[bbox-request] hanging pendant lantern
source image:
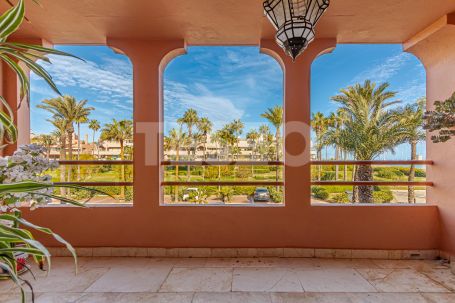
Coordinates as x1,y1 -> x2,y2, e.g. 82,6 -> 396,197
263,0 -> 330,61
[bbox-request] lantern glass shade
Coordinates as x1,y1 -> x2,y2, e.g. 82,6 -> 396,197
263,0 -> 330,60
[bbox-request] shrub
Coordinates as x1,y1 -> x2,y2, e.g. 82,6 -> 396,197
312,186 -> 329,200
332,193 -> 350,203
321,171 -> 336,181
218,187 -> 234,202
373,190 -> 394,203
268,187 -> 283,203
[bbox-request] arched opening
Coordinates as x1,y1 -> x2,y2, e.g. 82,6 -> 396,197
30,45 -> 134,204
162,46 -> 285,206
310,44 -> 427,204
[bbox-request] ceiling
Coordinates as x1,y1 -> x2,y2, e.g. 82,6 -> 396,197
3,0 -> 455,45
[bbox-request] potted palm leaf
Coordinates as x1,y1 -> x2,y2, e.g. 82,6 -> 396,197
0,1 -> 109,302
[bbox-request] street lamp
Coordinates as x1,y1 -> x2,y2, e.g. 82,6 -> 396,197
263,0 -> 330,61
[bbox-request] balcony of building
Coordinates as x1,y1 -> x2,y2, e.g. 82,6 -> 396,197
0,0 -> 455,302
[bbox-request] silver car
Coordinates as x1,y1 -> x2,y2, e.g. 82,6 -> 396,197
253,187 -> 270,202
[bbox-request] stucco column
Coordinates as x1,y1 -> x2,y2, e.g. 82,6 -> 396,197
107,39 -> 186,210
261,39 -> 336,209
404,14 -> 455,255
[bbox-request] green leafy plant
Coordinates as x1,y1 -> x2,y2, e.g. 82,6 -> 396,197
0,1 -> 101,302
423,92 -> 455,143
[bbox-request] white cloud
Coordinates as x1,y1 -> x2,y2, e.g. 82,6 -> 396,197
34,54 -> 133,102
164,81 -> 244,129
351,53 -> 411,84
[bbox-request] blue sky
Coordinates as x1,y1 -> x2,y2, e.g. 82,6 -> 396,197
30,44 -> 426,159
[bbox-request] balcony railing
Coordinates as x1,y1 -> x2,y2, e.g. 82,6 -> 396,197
55,160 -> 134,187
160,160 -> 432,187
52,160 -> 433,205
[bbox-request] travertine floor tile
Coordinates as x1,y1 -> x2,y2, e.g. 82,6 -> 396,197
372,260 -> 447,271
271,293 -> 429,303
420,293 -> 455,303
78,292 -> 193,303
357,268 -> 450,292
193,292 -> 272,303
232,268 -> 304,292
85,261 -> 172,292
296,268 -> 377,292
159,267 -> 232,292
420,268 -> 455,291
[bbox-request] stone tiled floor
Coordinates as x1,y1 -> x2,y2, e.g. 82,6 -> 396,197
0,257 -> 454,302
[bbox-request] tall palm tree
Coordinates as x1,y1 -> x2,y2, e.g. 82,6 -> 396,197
101,119 -> 133,198
261,106 -> 283,161
49,118 -> 68,195
258,124 -> 271,161
37,96 -> 94,181
197,117 -> 213,160
88,119 -> 101,157
166,127 -> 190,200
400,99 -> 426,203
38,96 -> 94,160
325,109 -> 349,180
246,129 -> 260,177
262,106 -> 283,185
332,80 -> 409,203
178,109 -> 199,180
197,117 -> 213,179
311,112 -> 327,181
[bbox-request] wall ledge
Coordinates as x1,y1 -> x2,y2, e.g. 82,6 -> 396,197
48,247 -> 441,260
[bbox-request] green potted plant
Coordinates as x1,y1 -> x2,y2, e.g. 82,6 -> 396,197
0,1 -> 107,302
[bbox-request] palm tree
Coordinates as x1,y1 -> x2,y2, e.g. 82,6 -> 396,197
38,96 -> 94,160
37,96 -> 94,181
246,129 -> 260,177
400,99 -> 426,203
33,134 -> 54,159
88,119 -> 101,157
311,112 -> 327,181
49,118 -> 68,195
261,106 -> 283,185
165,127 -> 190,200
101,119 -> 133,198
178,109 -> 199,180
230,119 -> 244,150
197,117 -> 213,179
325,109 -> 349,180
197,117 -> 213,160
258,124 -> 271,161
332,80 -> 409,203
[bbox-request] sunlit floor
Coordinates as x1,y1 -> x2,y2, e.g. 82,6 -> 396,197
0,257 -> 454,302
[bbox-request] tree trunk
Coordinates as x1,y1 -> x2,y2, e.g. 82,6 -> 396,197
317,149 -> 322,181
92,130 -> 96,156
59,135 -> 67,196
352,163 -> 358,203
408,141 -> 417,203
343,150 -> 347,181
275,128 -> 280,189
357,164 -> 373,203
335,146 -> 339,181
175,149 -> 179,202
77,123 -> 81,181
120,140 -> 125,199
67,130 -> 73,194
202,141 -> 206,180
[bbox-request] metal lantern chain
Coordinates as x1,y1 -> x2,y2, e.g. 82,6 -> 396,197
263,0 -> 330,61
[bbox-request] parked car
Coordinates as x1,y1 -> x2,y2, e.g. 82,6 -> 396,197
182,188 -> 199,201
253,187 -> 270,202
